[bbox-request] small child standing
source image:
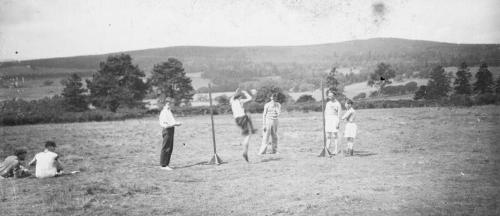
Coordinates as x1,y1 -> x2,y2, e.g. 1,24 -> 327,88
29,141 -> 64,178
342,99 -> 357,156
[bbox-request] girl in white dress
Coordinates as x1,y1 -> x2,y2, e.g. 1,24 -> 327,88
324,91 -> 342,155
342,99 -> 357,156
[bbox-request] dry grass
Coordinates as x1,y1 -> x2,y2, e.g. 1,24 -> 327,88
1,106 -> 499,215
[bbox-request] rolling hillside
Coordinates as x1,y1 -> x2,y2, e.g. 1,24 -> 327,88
2,38 -> 499,74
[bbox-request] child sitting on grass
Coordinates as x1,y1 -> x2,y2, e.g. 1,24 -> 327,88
0,148 -> 31,179
29,141 -> 64,178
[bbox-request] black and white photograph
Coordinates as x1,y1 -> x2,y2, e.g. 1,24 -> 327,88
1,0 -> 499,215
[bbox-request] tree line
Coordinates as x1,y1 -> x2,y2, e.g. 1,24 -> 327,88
62,54 -> 195,112
414,62 -> 500,100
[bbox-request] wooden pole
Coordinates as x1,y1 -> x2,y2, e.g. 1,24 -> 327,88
208,84 -> 223,164
319,81 -> 332,157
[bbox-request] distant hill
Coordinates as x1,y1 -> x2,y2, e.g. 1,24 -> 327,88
2,38 -> 499,74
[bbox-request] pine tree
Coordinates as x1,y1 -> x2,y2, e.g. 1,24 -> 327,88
61,73 -> 88,111
86,54 -> 149,112
326,67 -> 343,95
453,62 -> 472,95
473,63 -> 494,94
149,58 -> 194,106
367,63 -> 396,96
495,76 -> 500,94
424,66 -> 450,100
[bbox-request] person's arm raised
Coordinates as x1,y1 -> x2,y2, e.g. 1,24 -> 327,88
241,90 -> 252,103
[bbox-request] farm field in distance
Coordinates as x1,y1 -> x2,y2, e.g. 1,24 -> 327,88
1,106 -> 499,215
2,65 -> 500,102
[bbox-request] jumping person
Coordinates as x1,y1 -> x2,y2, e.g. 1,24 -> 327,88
258,93 -> 281,155
29,141 -> 64,178
230,88 -> 257,162
0,148 -> 31,179
324,91 -> 342,155
159,97 -> 182,171
342,99 -> 357,156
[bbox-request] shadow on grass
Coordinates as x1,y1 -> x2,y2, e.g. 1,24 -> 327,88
175,161 -> 228,169
353,150 -> 377,157
260,157 -> 282,163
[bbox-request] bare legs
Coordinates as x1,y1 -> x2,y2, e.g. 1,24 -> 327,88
242,135 -> 251,162
346,137 -> 354,156
326,132 -> 339,154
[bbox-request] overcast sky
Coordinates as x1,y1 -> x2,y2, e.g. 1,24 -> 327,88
1,0 -> 499,60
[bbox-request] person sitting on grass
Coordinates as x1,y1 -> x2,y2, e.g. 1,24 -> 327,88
28,141 -> 64,178
0,148 -> 31,179
230,88 -> 257,162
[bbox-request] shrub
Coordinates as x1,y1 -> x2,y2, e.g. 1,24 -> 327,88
404,81 -> 418,92
43,80 -> 54,86
296,95 -> 316,103
353,92 -> 366,100
449,94 -> 474,107
474,93 -> 496,105
215,95 -> 230,105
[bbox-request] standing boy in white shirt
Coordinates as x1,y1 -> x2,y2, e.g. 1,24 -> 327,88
29,141 -> 63,178
324,91 -> 342,155
342,99 -> 357,156
159,97 -> 182,171
258,93 -> 281,155
230,88 -> 257,162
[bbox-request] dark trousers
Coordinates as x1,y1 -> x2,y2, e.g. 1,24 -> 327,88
160,127 -> 175,167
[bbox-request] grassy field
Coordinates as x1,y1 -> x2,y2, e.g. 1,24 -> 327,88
1,106 -> 499,215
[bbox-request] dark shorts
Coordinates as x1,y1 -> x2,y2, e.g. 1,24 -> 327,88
235,115 -> 256,136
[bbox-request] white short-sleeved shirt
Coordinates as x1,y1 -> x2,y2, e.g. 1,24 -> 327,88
325,100 -> 342,116
342,108 -> 356,122
33,150 -> 59,178
159,106 -> 177,128
230,98 -> 246,118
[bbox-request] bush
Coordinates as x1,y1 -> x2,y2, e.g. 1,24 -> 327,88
0,97 -> 151,126
353,92 -> 366,100
405,81 -> 418,92
214,95 -> 230,105
296,94 -> 316,103
245,101 -> 264,113
43,80 -> 54,86
449,94 -> 474,107
474,93 -> 496,105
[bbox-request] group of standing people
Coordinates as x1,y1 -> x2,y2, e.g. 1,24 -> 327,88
229,88 -> 281,162
157,88 -> 358,170
1,89 -> 358,177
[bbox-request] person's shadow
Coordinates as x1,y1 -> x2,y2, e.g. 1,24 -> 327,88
260,157 -> 282,163
174,161 -> 228,169
352,150 -> 377,157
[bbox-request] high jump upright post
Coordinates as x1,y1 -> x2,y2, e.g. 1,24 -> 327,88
208,84 -> 223,165
319,81 -> 333,157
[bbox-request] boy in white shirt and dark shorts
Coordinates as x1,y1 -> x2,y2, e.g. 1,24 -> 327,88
230,88 -> 257,162
342,99 -> 357,156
